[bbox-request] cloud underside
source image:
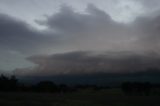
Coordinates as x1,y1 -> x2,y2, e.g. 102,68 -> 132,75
14,51 -> 160,76
1,4 -> 160,75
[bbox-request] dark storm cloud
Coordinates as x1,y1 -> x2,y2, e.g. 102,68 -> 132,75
36,4 -> 134,52
36,4 -> 160,53
2,3 -> 160,74
0,13 -> 59,55
132,14 -> 160,52
140,0 -> 160,11
14,51 -> 160,76
1,4 -> 160,55
44,4 -> 112,31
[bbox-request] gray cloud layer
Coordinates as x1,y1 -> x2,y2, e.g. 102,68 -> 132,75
37,4 -> 160,53
38,5 -> 136,52
1,4 -> 160,55
14,51 -> 160,76
1,4 -> 160,74
0,13 -> 60,54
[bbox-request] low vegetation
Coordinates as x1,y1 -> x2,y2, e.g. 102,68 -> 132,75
0,74 -> 160,106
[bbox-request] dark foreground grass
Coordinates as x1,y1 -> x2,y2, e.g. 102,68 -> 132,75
0,89 -> 160,106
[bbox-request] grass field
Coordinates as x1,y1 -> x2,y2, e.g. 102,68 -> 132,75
0,89 -> 160,106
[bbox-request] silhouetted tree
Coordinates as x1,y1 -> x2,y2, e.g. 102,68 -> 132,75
9,75 -> 18,91
0,74 -> 19,91
121,82 -> 152,96
121,82 -> 133,95
59,84 -> 69,93
35,81 -> 58,92
0,74 -> 9,91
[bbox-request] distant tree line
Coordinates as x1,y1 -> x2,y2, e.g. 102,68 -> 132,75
0,74 -> 76,93
1,74 -> 160,95
121,82 -> 152,96
0,75 -> 18,91
0,74 -> 109,93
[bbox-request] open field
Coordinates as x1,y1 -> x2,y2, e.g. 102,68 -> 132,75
0,89 -> 160,106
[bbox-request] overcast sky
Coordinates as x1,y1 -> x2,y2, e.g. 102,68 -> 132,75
1,0 -> 160,75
